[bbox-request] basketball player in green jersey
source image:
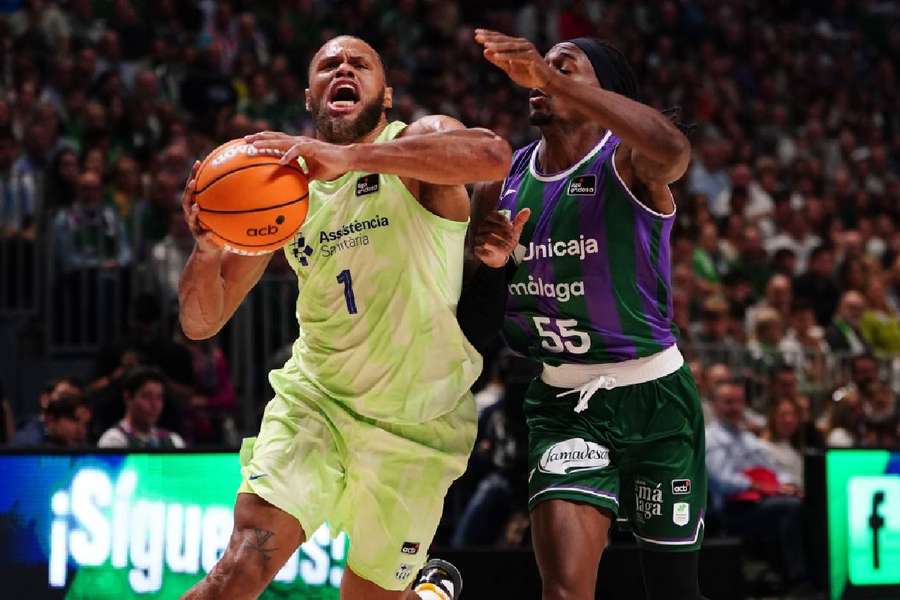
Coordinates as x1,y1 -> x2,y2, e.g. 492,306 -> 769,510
472,31 -> 706,600
178,36 -> 516,600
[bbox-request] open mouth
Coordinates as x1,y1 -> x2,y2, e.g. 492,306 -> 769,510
327,80 -> 360,113
529,90 -> 550,110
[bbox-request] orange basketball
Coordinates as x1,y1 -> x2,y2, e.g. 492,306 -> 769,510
193,139 -> 309,255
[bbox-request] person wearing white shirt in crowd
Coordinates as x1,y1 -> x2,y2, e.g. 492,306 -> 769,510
97,366 -> 185,449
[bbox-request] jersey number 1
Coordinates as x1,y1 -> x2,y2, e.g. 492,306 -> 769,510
336,269 -> 358,314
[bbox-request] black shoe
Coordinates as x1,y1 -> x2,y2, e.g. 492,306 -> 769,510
413,558 -> 463,599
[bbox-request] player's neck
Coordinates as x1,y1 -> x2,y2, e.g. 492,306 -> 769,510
124,415 -> 152,436
537,125 -> 607,174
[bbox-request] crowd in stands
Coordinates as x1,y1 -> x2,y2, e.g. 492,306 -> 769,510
1,0 -> 899,583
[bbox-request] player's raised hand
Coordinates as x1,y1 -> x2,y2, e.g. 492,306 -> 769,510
474,208 -> 531,268
181,160 -> 222,256
475,29 -> 553,90
248,134 -> 352,182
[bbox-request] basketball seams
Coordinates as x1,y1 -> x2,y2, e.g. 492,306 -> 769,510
193,161 -> 306,195
198,192 -> 309,215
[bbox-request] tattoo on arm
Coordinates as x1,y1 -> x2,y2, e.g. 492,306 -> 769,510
246,528 -> 279,562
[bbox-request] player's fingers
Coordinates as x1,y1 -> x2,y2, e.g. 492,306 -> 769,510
483,211 -> 514,225
244,131 -> 287,142
474,29 -> 516,43
511,208 -> 532,233
278,143 -> 308,165
189,159 -> 200,179
251,139 -> 292,152
486,49 -> 538,62
483,41 -> 533,53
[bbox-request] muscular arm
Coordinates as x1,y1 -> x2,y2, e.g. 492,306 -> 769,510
178,250 -> 271,340
543,73 -> 690,185
176,161 -> 273,341
350,115 -> 512,186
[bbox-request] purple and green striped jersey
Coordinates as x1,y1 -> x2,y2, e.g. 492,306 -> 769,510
498,132 -> 678,365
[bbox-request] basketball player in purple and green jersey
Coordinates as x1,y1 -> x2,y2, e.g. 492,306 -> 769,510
472,31 -> 706,600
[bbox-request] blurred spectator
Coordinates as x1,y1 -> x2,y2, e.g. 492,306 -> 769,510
745,274 -> 792,337
97,366 -> 185,448
150,206 -> 194,306
691,221 -> 723,287
688,138 -> 729,205
178,328 -> 237,445
52,170 -> 131,271
760,398 -> 804,492
793,246 -> 840,327
43,147 -> 80,210
90,292 -> 193,435
134,170 -> 178,258
862,383 -> 899,447
779,302 -> 828,367
706,379 -> 808,588
764,208 -> 821,274
108,154 -> 144,222
747,308 -> 786,373
691,296 -> 741,363
825,387 -> 864,448
0,126 -> 37,240
860,276 -> 900,356
11,376 -> 83,446
825,291 -> 869,356
12,391 -> 91,449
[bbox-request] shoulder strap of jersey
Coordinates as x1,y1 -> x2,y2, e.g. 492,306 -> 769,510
498,140 -> 540,204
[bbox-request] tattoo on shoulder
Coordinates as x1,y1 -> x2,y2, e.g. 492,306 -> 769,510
246,528 -> 279,562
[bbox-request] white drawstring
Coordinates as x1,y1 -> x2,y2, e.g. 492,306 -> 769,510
556,375 -> 618,413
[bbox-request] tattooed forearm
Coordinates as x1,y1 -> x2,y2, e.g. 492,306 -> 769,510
245,528 -> 279,562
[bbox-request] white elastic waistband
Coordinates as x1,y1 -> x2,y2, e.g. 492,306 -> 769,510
541,345 -> 685,389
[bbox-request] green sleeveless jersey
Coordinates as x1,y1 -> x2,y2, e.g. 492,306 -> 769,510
497,134 -> 678,365
280,121 -> 482,423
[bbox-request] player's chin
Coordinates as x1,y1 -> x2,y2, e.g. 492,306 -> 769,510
528,109 -> 554,126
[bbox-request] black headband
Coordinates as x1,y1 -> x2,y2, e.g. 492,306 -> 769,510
566,37 -> 639,101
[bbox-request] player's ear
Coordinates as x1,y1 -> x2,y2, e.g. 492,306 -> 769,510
305,88 -> 312,112
383,86 -> 393,110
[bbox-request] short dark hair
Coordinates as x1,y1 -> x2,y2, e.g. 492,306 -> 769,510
122,367 -> 167,396
43,376 -> 83,395
45,393 -> 86,420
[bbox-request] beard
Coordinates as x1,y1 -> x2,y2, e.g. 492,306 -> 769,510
311,89 -> 385,144
528,109 -> 554,126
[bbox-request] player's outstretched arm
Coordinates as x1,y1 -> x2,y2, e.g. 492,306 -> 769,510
475,29 -> 690,185
247,117 -> 511,187
178,161 -> 272,341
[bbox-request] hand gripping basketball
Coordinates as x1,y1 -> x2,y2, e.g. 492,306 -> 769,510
181,160 -> 222,257
190,139 -> 310,255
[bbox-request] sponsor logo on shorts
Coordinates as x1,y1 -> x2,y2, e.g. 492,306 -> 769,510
567,174 -> 597,196
248,473 -> 267,481
672,479 -> 691,495
673,502 -> 690,526
401,541 -> 420,555
395,563 -> 412,582
538,438 -> 609,475
356,174 -> 379,196
635,480 -> 663,523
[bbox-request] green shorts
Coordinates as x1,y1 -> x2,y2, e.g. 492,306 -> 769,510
526,363 -> 707,551
238,358 -> 477,590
